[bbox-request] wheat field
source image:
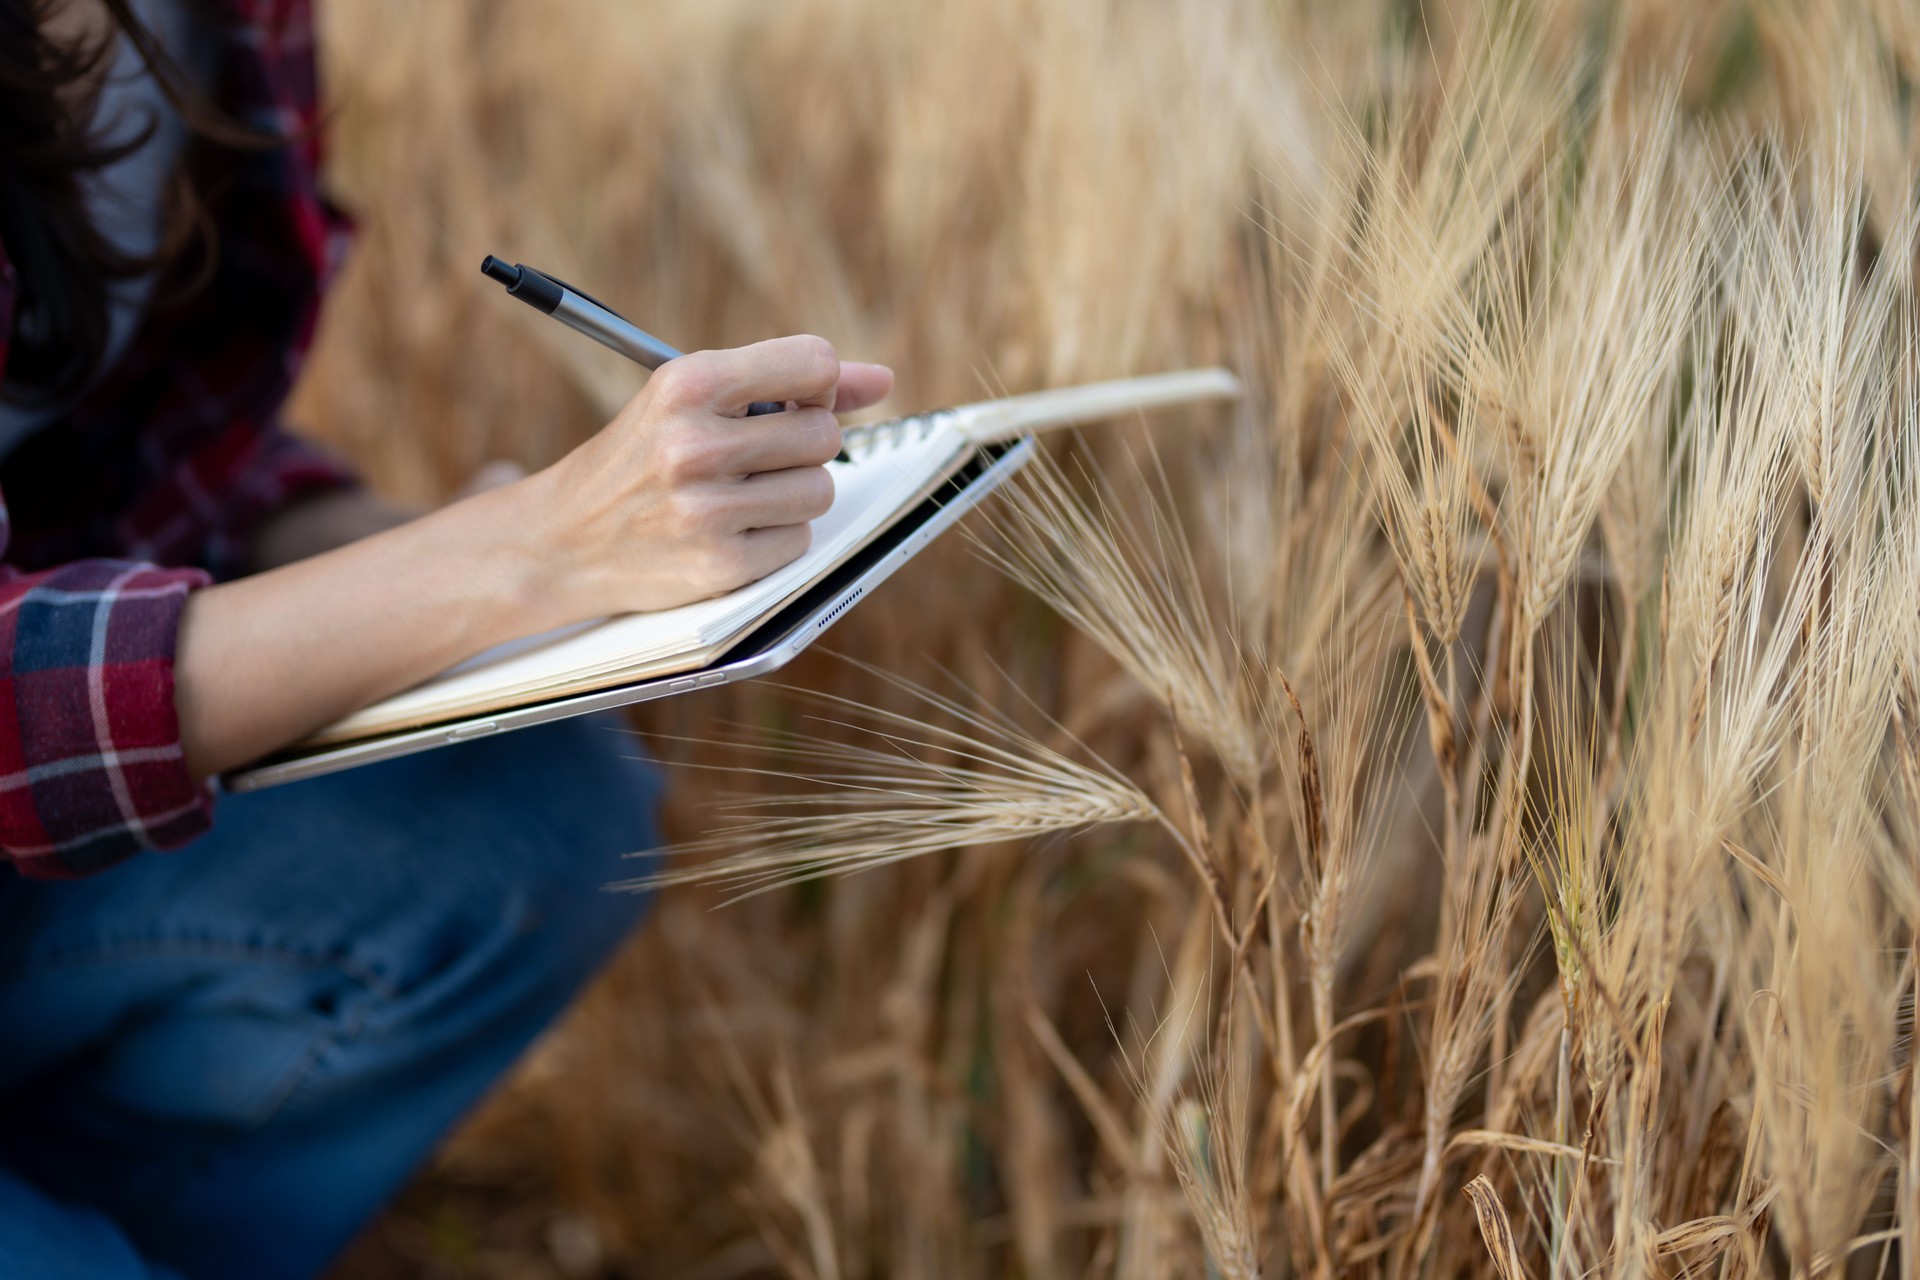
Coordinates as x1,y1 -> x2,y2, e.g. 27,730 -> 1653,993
296,1 -> 1920,1276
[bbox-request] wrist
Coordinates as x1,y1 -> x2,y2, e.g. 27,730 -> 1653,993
434,469 -> 578,646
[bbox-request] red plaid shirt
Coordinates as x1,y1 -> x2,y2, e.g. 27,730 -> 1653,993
0,0 -> 356,878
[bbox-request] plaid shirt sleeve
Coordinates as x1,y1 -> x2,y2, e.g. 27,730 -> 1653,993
0,0 -> 353,878
0,547 -> 215,879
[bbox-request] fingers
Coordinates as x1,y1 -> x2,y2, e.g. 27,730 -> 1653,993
649,338 -> 894,418
653,335 -> 843,413
716,406 -> 844,473
731,523 -> 813,588
728,465 -> 836,530
834,361 -> 894,413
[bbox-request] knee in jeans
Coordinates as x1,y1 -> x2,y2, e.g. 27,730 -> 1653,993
373,719 -> 661,989
201,715 -> 663,1014
455,719 -> 661,888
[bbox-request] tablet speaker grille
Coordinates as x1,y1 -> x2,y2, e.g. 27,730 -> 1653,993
818,586 -> 864,629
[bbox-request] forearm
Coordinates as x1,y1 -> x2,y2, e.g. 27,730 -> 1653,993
175,477 -> 561,777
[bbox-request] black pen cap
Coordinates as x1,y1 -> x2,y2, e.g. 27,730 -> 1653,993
480,256 -> 563,315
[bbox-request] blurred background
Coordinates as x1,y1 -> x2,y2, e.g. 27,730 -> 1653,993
294,1 -> 1918,1276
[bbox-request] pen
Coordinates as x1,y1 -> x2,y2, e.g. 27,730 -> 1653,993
480,256 -> 850,461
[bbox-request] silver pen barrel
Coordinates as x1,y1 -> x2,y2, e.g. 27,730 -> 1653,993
551,289 -> 682,369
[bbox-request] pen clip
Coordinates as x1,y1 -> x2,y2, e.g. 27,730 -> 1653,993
519,265 -> 627,322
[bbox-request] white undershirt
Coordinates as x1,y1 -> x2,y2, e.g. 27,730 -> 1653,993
0,0 -> 209,457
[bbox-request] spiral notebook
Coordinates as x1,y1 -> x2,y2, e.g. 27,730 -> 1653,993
302,368 -> 1242,747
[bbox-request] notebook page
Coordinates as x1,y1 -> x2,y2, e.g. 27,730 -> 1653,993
308,419 -> 973,743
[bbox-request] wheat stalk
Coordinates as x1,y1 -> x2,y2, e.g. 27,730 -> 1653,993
617,669 -> 1160,901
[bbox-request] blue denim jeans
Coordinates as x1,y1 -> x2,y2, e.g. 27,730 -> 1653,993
0,716 -> 661,1280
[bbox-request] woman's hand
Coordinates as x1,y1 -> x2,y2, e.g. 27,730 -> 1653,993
516,335 -> 892,625
176,335 -> 892,776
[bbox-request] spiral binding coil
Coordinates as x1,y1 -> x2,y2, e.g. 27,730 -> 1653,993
839,408 -> 959,460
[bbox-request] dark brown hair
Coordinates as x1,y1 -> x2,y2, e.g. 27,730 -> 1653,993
0,0 -> 262,405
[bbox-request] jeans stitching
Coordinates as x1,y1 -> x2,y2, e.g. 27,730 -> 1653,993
241,986 -> 377,1132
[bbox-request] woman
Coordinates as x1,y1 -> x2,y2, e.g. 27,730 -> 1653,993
0,1 -> 892,1275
